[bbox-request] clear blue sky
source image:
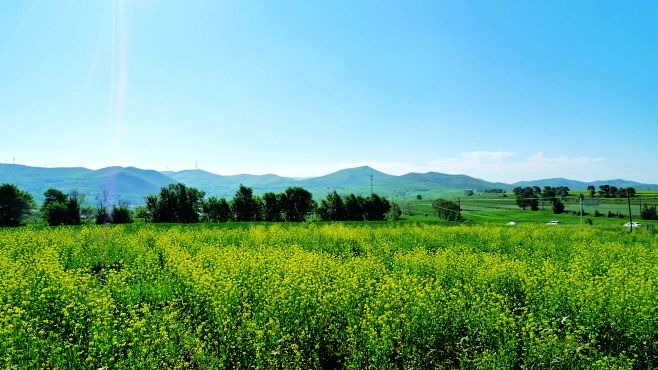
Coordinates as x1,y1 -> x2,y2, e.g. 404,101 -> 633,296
1,0 -> 656,183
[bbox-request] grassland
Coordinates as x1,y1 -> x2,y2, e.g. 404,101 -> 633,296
400,192 -> 658,228
1,223 -> 658,368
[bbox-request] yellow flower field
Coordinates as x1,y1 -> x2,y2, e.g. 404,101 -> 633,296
1,223 -> 657,368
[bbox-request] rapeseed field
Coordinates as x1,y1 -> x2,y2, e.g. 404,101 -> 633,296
1,223 -> 656,368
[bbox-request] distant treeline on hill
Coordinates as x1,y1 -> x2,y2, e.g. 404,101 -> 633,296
0,182 -> 393,226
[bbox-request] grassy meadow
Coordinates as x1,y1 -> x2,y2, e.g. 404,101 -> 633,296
1,222 -> 658,368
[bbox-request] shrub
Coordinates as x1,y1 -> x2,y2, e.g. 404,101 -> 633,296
111,205 -> 133,224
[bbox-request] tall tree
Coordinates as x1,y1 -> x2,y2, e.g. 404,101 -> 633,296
146,183 -> 205,223
202,197 -> 232,222
587,185 -> 596,197
0,183 -> 35,227
41,188 -> 82,226
317,191 -> 347,221
514,187 -> 539,211
231,184 -> 259,222
280,187 -> 316,222
344,194 -> 365,221
262,192 -> 283,222
362,193 -> 391,221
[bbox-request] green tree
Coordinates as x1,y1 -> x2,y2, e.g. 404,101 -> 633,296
587,185 -> 596,197
344,194 -> 365,221
432,199 -> 461,221
513,187 -> 539,211
416,194 -> 422,200
146,183 -> 205,223
42,189 -> 82,226
598,184 -> 611,198
640,205 -> 658,220
362,193 -> 391,221
262,192 -> 283,222
203,197 -> 231,222
552,199 -> 565,214
280,187 -> 316,222
43,188 -> 67,208
231,184 -> 259,222
317,191 -> 347,221
0,183 -> 35,227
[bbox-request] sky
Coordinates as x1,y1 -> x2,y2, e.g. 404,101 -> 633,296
0,0 -> 657,183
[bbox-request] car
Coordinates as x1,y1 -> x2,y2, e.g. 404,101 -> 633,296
623,222 -> 641,227
546,221 -> 561,225
507,221 -> 518,226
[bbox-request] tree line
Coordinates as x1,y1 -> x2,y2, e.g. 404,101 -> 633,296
142,184 -> 393,223
587,185 -> 636,198
0,182 -> 394,226
513,186 -> 570,214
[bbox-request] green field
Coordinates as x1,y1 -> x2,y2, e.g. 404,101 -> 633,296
1,223 -> 658,368
399,194 -> 658,228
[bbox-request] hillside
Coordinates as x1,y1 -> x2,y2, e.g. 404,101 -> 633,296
1,163 -> 657,205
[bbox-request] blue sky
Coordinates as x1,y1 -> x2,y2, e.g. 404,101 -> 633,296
1,0 -> 656,183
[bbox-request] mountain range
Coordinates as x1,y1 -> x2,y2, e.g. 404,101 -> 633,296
1,163 -> 656,205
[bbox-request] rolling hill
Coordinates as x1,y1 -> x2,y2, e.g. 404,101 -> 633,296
1,163 -> 656,206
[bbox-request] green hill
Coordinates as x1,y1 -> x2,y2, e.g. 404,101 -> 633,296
2,163 -> 656,206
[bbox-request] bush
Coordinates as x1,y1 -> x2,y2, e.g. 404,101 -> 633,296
111,205 -> 133,224
552,200 -> 565,214
42,189 -> 82,226
95,206 -> 112,224
640,205 -> 658,220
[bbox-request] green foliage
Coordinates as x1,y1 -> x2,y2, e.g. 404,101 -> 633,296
552,199 -> 565,214
261,192 -> 283,222
317,191 -> 346,221
41,189 -> 82,226
362,193 -> 391,221
641,205 -> 658,220
344,194 -> 365,221
231,184 -> 260,222
279,187 -> 316,222
111,205 -> 133,224
2,224 -> 657,368
94,206 -> 111,225
202,197 -> 232,222
0,183 -> 34,227
598,185 -> 636,198
513,187 -> 539,211
432,198 -> 461,221
146,183 -> 205,223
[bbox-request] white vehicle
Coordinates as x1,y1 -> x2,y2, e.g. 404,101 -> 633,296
546,220 -> 561,225
623,222 -> 641,227
507,221 -> 518,226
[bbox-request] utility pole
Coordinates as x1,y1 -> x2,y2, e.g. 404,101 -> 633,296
457,197 -> 461,221
628,192 -> 633,232
580,194 -> 583,226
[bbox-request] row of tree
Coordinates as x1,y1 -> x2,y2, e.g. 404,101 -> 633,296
587,185 -> 636,198
141,184 -> 394,223
316,191 -> 393,221
513,186 -> 570,213
1,182 -> 399,227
